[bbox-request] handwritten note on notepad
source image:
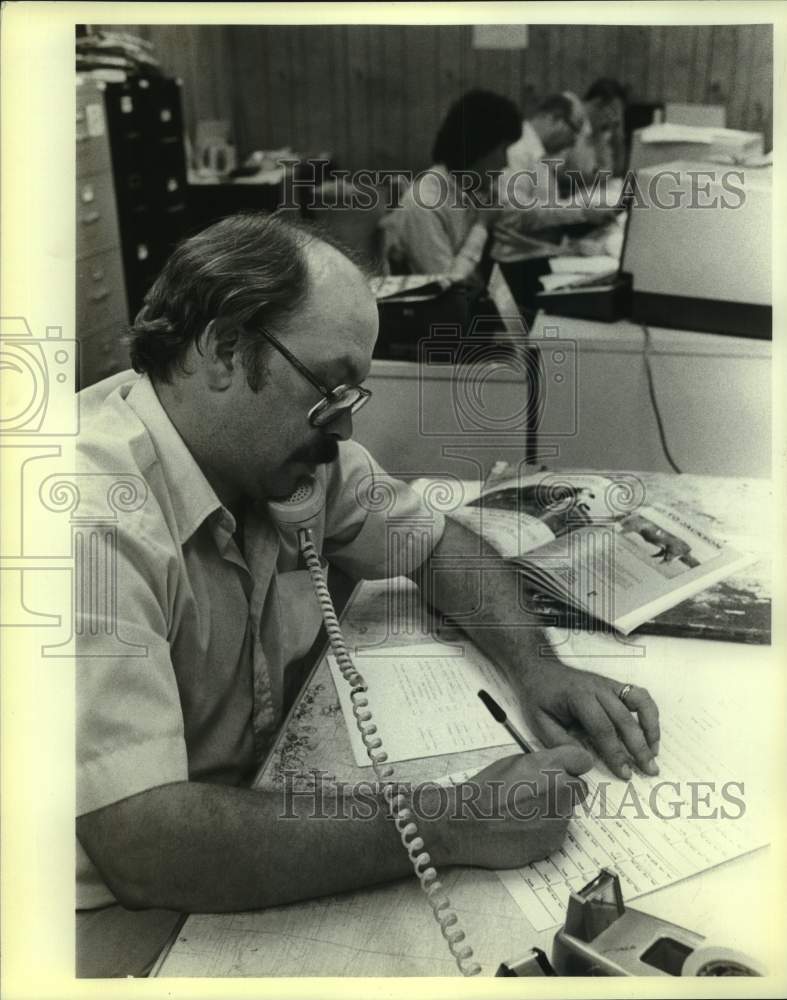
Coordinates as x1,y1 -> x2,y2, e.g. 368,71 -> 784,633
327,639 -> 767,930
327,643 -> 523,766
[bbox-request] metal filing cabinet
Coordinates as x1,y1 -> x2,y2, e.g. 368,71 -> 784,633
76,79 -> 130,389
102,76 -> 189,318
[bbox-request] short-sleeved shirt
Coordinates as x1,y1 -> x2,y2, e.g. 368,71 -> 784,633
76,372 -> 445,908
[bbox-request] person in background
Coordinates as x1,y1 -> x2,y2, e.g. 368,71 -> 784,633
382,89 -> 521,281
506,92 -> 583,175
498,91 -> 619,240
494,92 -> 620,315
561,78 -> 628,181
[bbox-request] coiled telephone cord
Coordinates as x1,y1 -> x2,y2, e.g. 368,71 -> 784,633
299,528 -> 481,976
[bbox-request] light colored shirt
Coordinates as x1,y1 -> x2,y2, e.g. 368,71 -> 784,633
76,372 -> 445,907
497,118 -> 594,259
381,164 -> 489,279
506,119 -> 546,174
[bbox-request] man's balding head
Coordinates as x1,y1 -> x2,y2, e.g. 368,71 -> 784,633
297,238 -> 379,369
147,212 -> 379,505
129,212 -> 373,390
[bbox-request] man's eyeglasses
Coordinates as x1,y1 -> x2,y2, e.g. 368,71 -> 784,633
258,326 -> 372,428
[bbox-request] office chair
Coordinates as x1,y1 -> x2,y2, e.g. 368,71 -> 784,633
306,179 -> 389,274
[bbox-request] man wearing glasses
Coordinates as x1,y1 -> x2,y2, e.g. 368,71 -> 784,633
75,213 -> 658,922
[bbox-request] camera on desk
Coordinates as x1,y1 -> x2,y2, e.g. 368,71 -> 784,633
416,320 -> 577,440
0,318 -> 78,436
498,868 -> 765,978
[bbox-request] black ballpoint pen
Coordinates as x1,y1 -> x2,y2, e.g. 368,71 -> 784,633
478,688 -> 534,754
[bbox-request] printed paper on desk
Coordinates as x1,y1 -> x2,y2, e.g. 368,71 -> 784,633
539,272 -> 586,292
497,699 -> 768,931
549,255 -> 619,275
328,635 -> 769,935
327,642 -> 530,767
368,274 -> 451,300
639,122 -> 715,144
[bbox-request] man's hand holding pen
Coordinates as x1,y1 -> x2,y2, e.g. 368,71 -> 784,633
419,669 -> 659,873
418,745 -> 594,871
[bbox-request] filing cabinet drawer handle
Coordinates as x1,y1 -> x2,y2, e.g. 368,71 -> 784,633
81,211 -> 101,224
89,288 -> 110,303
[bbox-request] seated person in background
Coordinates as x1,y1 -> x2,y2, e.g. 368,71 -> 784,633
506,92 -> 582,175
496,92 -> 619,258
301,176 -> 390,275
560,78 -> 628,183
382,89 -> 521,281
76,213 -> 659,915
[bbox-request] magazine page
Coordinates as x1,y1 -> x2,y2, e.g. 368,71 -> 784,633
519,504 -> 752,634
450,472 -> 616,558
406,475 -> 557,558
447,505 -> 556,558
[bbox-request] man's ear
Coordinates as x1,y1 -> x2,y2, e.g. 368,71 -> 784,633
198,319 -> 239,390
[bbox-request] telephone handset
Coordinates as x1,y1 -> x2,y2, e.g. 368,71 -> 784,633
267,480 -> 481,976
266,476 -> 326,529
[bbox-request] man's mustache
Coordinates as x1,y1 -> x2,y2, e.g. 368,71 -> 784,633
291,438 -> 340,466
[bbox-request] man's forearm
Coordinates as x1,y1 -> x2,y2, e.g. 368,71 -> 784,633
412,515 -> 549,686
78,779 -> 428,912
413,515 -> 661,779
499,201 -> 592,234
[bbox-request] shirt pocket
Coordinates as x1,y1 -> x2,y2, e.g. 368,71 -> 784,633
275,562 -> 328,666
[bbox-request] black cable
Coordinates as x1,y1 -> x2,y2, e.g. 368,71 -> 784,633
641,324 -> 683,474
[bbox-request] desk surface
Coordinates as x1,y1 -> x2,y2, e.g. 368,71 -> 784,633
530,312 -> 773,358
154,471 -> 780,978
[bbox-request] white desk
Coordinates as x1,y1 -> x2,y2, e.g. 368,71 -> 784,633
154,473 -> 781,978
355,315 -> 771,481
529,314 -> 771,477
154,590 -> 777,977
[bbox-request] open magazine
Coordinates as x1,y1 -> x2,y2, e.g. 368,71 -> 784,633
448,472 -> 753,636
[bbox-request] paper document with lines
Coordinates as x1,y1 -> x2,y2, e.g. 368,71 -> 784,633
494,705 -> 766,930
329,639 -> 767,931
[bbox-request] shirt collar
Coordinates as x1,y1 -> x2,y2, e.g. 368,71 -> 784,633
124,375 -> 231,545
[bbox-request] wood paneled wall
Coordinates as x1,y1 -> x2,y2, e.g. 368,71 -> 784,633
107,24 -> 235,144
108,23 -> 773,172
